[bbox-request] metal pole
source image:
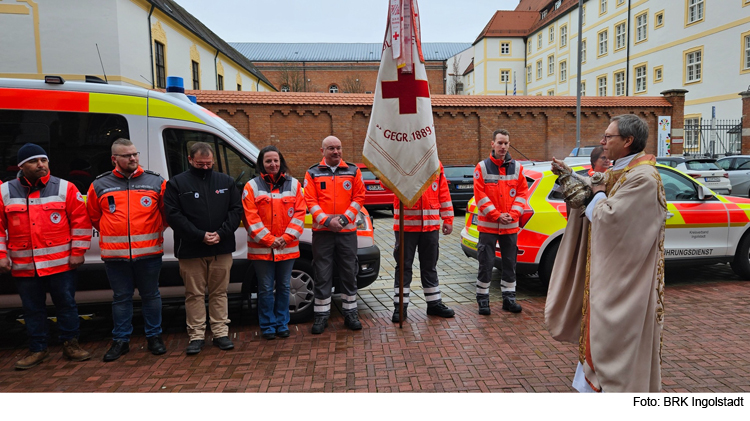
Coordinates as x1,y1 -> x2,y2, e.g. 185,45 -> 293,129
398,201 -> 405,329
575,0 -> 584,148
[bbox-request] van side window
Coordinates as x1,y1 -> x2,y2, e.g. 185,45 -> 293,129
163,129 -> 256,188
0,110 -> 128,192
658,167 -> 700,201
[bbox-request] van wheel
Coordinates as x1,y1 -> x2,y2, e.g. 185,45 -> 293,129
538,239 -> 560,286
288,259 -> 316,323
730,233 -> 750,280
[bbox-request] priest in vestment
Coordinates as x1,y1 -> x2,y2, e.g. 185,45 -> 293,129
546,114 -> 667,392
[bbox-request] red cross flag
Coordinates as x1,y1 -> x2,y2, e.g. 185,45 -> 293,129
363,0 -> 439,207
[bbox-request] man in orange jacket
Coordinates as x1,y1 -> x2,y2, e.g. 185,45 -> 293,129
391,163 -> 455,322
304,136 -> 365,334
0,143 -> 92,369
87,138 -> 167,361
473,129 -> 529,315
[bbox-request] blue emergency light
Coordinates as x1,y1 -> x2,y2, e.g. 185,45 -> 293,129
166,76 -> 185,93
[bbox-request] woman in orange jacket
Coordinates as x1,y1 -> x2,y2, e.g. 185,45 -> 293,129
243,146 -> 306,339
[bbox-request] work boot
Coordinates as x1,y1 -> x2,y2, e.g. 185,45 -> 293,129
391,305 -> 408,323
147,335 -> 167,355
62,338 -> 91,361
185,340 -> 204,355
212,336 -> 234,350
103,340 -> 129,362
344,312 -> 363,330
426,302 -> 455,318
502,297 -> 523,313
15,349 -> 50,370
311,314 -> 328,334
478,299 -> 491,315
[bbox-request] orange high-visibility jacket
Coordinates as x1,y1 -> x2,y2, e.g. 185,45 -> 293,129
304,160 -> 365,233
473,153 -> 529,235
87,166 -> 166,261
243,174 -> 306,261
0,173 -> 92,277
392,163 -> 454,232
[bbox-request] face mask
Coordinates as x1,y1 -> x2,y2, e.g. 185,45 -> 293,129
190,165 -> 212,178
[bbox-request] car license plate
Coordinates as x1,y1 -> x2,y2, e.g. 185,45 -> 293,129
456,184 -> 472,189
367,184 -> 384,191
705,177 -> 720,182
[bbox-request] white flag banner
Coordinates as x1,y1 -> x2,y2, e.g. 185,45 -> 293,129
363,0 -> 439,208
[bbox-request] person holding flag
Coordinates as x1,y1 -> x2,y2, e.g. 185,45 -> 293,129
363,0 -> 442,325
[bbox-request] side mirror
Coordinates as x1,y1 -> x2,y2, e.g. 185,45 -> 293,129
697,185 -> 713,200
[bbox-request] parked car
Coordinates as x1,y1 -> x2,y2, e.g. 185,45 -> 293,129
717,155 -> 750,198
357,163 -> 395,212
656,157 -> 731,195
0,76 -> 380,323
563,145 -> 600,166
443,165 -> 475,209
460,162 -> 750,285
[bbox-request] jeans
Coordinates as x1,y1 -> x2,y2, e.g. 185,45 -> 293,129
104,256 -> 163,341
254,259 -> 294,335
15,269 -> 80,352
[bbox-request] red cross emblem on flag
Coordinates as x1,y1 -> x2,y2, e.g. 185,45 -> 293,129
381,68 -> 430,115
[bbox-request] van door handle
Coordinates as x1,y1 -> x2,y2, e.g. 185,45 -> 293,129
666,212 -> 675,219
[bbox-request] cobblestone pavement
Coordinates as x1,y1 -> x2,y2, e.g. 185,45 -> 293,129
0,209 -> 749,392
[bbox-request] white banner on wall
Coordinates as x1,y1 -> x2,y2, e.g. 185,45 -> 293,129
658,116 -> 671,157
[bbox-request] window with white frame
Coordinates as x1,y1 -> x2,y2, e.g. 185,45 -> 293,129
636,13 -> 648,42
687,0 -> 704,24
635,65 -> 647,92
582,5 -> 586,25
598,76 -> 607,96
548,55 -> 555,75
329,84 -> 339,93
686,49 -> 702,83
560,26 -> 568,48
281,85 -> 290,92
501,70 -> 510,82
527,65 -> 532,82
600,0 -> 607,14
656,11 -> 664,28
548,89 -> 555,96
616,22 -> 626,49
501,42 -> 510,55
560,61 -> 567,81
617,0 -> 625,5
549,26 -> 555,44
537,60 -> 543,79
685,117 -> 700,149
599,30 -> 608,56
654,66 -> 663,82
581,81 -> 586,96
528,41 -> 532,54
541,9 -> 548,19
581,40 -> 587,63
538,33 -> 543,49
615,71 -> 625,96
745,35 -> 750,70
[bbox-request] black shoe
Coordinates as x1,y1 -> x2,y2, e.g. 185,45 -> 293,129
262,332 -> 276,340
391,307 -> 408,323
478,299 -> 491,316
276,330 -> 290,338
212,336 -> 234,350
147,335 -> 167,355
427,302 -> 455,318
502,298 -> 523,313
311,315 -> 328,334
344,312 -> 362,330
103,340 -> 129,362
186,340 -> 204,355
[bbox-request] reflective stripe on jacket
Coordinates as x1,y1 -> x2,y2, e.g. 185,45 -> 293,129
0,174 -> 92,277
304,160 -> 365,233
87,166 -> 166,261
392,163 -> 454,232
473,154 -> 529,235
243,174 -> 306,261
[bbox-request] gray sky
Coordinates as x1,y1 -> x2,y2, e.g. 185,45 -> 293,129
173,0 -> 520,43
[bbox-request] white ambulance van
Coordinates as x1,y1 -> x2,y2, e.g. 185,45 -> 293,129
0,76 -> 380,322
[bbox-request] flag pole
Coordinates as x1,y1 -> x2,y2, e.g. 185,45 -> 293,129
398,201 -> 405,329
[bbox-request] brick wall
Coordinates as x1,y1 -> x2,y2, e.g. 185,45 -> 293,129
253,61 -> 447,95
192,91 -> 678,178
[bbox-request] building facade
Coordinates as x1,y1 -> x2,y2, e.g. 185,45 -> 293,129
0,0 -> 274,91
458,0 -> 750,127
231,43 -> 471,95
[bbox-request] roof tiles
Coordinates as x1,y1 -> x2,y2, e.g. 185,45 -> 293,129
229,43 -> 472,62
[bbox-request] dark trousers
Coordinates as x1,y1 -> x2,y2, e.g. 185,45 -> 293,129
476,232 -> 518,300
15,270 -> 80,352
104,256 -> 163,341
392,230 -> 442,307
312,231 -> 358,315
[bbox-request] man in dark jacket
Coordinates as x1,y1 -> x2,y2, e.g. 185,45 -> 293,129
164,142 -> 242,355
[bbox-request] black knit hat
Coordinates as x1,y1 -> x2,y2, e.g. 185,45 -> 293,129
17,143 -> 48,166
